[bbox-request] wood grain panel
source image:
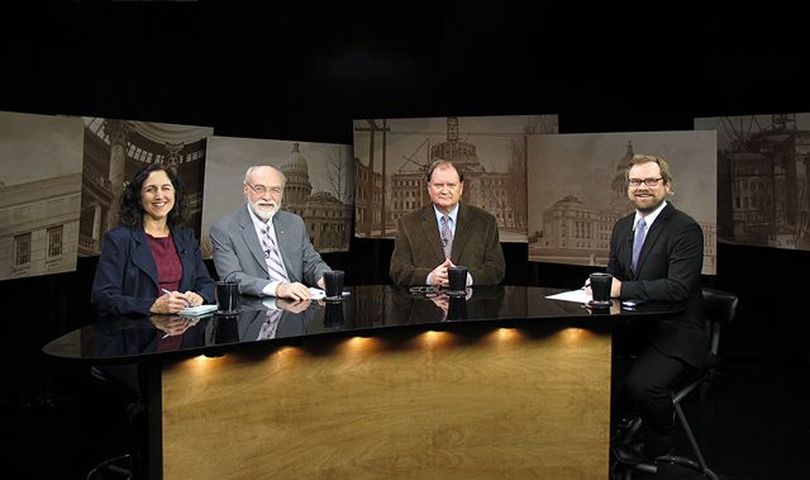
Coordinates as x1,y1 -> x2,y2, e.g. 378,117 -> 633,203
163,327 -> 611,479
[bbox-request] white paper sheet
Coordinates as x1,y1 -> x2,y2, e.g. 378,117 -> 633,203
545,289 -> 591,304
179,304 -> 218,316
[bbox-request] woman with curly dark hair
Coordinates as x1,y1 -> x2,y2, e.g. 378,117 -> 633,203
91,163 -> 215,315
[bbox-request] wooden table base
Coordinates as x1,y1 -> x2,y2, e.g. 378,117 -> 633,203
162,326 -> 611,479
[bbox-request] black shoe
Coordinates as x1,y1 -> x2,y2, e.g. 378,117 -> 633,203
613,416 -> 641,445
614,441 -> 651,465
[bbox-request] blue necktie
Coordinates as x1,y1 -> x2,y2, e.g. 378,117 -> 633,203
631,218 -> 647,273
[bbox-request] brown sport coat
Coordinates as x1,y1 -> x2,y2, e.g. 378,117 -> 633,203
389,203 -> 505,286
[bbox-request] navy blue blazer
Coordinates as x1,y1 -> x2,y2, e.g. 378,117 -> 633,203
607,202 -> 708,368
91,226 -> 215,316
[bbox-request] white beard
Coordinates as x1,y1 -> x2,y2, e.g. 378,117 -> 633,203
249,202 -> 278,222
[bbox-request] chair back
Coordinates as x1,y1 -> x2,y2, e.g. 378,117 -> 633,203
702,288 -> 739,357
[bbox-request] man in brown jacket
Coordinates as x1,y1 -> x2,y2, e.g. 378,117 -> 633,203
389,160 -> 505,286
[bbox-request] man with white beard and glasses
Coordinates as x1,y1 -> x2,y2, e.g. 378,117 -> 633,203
210,165 -> 331,301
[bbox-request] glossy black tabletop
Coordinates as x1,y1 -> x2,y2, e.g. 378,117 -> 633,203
43,285 -> 675,364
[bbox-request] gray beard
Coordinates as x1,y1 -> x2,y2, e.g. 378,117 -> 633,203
249,202 -> 278,222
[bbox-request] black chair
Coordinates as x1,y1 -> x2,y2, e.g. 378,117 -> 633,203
85,366 -> 142,480
619,287 -> 738,479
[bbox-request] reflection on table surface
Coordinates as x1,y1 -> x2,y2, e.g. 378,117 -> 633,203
43,285 -> 676,362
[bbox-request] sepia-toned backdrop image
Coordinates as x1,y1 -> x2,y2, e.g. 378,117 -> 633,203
527,131 -> 717,275
695,113 -> 810,251
77,118 -> 213,257
200,136 -> 354,258
353,115 -> 559,243
0,111 -> 83,281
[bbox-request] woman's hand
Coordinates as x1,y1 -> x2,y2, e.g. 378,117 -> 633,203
150,315 -> 198,336
150,291 -> 190,314
184,291 -> 204,307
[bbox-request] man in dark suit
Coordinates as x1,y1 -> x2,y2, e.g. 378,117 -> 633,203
603,154 -> 708,464
210,165 -> 332,301
389,160 -> 505,286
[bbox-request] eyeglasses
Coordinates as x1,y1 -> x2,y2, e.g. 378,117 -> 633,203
628,177 -> 663,187
409,285 -> 439,295
246,183 -> 283,195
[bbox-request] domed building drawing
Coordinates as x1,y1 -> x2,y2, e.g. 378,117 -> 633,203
353,115 -> 556,242
279,143 -> 352,253
280,142 -> 313,210
528,137 -> 717,274
200,138 -> 353,258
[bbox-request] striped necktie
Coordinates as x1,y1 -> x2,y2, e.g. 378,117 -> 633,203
258,310 -> 282,340
261,226 -> 288,282
440,215 -> 453,259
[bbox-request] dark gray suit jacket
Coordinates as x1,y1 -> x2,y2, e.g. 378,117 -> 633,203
389,203 -> 505,286
209,205 -> 331,296
607,202 -> 708,368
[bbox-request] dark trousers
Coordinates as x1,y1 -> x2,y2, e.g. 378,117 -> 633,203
622,347 -> 696,456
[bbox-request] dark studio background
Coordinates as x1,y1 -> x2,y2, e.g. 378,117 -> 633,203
1,2 -> 808,478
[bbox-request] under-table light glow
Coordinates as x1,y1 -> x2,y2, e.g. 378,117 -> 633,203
274,346 -> 302,357
338,336 -> 381,356
558,327 -> 589,345
184,354 -> 222,374
419,330 -> 454,348
496,327 -> 522,342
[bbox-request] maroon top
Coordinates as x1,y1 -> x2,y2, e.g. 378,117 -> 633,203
146,233 -> 182,294
158,334 -> 184,352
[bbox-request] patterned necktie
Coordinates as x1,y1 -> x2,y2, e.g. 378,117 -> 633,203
440,215 -> 453,259
261,226 -> 288,282
258,310 -> 281,340
631,218 -> 647,273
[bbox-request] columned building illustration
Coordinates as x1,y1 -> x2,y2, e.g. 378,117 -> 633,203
354,156 -> 383,237
78,118 -> 210,256
0,173 -> 81,280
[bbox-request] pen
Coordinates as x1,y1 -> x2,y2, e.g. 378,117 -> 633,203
160,289 -> 173,338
